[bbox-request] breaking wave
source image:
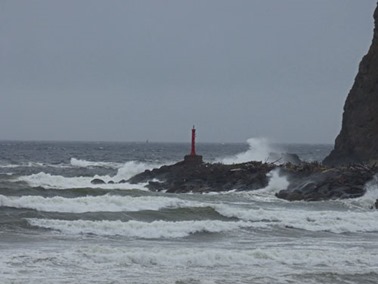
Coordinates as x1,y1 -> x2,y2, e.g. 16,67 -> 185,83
26,218 -> 253,239
4,244 -> 377,278
80,245 -> 378,270
0,194 -> 197,213
7,189 -> 377,234
0,162 -> 71,169
259,169 -> 289,193
70,158 -> 123,169
25,201 -> 378,236
113,160 -> 163,180
344,174 -> 378,209
213,204 -> 378,234
15,172 -> 146,190
217,137 -> 280,164
15,160 -> 163,190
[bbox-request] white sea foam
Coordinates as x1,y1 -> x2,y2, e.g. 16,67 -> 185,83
3,162 -> 39,168
81,245 -> 377,271
0,194 -> 196,213
11,159 -> 165,190
266,169 -> 289,190
238,169 -> 290,202
256,169 -> 289,195
15,160 -> 164,190
70,158 -> 123,169
69,159 -> 165,174
0,164 -> 21,168
26,219 -> 253,238
344,174 -> 378,209
15,172 -> 147,190
202,169 -> 289,202
113,160 -> 163,180
93,246 -> 274,268
213,204 -> 378,233
2,242 -> 377,284
0,162 -> 70,169
217,137 -> 279,164
13,189 -> 378,234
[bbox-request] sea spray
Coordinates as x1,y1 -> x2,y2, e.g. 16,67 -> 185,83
261,169 -> 289,193
217,138 -> 280,164
237,168 -> 290,202
113,160 -> 164,181
345,174 -> 378,209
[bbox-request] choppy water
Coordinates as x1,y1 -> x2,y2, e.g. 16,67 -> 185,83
1,140 -> 378,284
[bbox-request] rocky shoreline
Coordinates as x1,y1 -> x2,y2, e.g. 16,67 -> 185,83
92,158 -> 378,203
128,160 -> 275,193
277,163 -> 376,201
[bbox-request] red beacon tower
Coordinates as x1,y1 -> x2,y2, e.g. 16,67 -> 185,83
184,126 -> 203,164
190,126 -> 196,156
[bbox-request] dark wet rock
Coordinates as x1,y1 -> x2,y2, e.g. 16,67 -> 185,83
125,156 -> 377,201
128,160 -> 276,193
147,181 -> 166,192
282,153 -> 301,165
268,152 -> 302,165
108,181 -> 115,184
324,4 -> 378,166
374,199 -> 378,209
91,178 -> 106,185
276,164 -> 377,201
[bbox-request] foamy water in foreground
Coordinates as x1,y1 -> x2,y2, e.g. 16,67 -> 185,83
0,140 -> 377,284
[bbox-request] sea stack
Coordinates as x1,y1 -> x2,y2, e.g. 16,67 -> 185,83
323,4 -> 378,166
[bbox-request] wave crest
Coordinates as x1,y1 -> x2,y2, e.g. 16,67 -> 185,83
217,138 -> 279,164
0,194 -> 196,213
70,158 -> 122,169
26,218 -> 252,239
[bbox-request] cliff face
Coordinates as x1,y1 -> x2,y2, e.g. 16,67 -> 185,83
323,4 -> 378,166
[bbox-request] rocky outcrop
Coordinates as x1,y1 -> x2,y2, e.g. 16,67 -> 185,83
324,4 -> 378,166
276,164 -> 376,201
124,158 -> 377,200
127,160 -> 275,193
91,178 -> 106,185
91,157 -> 377,201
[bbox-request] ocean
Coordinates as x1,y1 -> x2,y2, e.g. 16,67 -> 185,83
1,140 -> 378,284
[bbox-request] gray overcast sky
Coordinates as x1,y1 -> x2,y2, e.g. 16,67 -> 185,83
0,0 -> 377,143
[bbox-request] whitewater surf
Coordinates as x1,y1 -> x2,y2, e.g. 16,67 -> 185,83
1,140 -> 377,284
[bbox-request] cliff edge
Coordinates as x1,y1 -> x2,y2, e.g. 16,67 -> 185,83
324,4 -> 378,166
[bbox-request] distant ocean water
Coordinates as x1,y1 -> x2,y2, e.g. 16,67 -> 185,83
1,140 -> 378,284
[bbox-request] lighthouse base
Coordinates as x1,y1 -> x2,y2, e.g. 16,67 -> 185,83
184,155 -> 203,165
